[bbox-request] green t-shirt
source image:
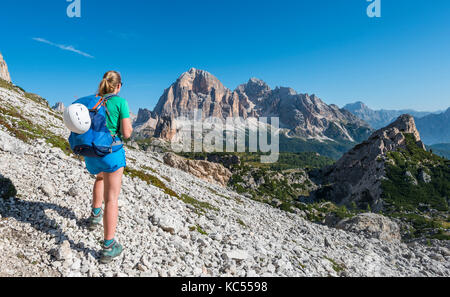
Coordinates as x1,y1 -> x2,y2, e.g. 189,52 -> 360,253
104,95 -> 130,139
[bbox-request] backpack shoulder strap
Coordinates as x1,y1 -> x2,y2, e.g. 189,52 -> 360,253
90,94 -> 118,112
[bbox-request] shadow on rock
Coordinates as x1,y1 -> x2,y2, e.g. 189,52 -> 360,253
0,173 -> 99,259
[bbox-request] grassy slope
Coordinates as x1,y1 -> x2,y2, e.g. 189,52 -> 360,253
279,134 -> 355,160
181,151 -> 335,214
0,79 -> 71,155
382,134 -> 450,240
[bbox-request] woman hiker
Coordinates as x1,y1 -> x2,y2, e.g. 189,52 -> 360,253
85,71 -> 133,264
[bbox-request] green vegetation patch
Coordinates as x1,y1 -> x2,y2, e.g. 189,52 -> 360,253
195,224 -> 208,235
237,219 -> 247,227
124,167 -> 178,198
296,202 -> 356,223
180,151 -> 335,214
382,134 -> 449,212
381,133 -> 450,239
46,136 -> 72,156
0,78 -> 23,93
208,187 -> 230,200
0,105 -> 72,156
24,92 -> 51,108
279,134 -> 356,160
179,194 -> 218,214
190,224 -> 208,235
324,257 -> 346,273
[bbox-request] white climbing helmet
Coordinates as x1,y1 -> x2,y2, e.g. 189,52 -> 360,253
63,104 -> 91,135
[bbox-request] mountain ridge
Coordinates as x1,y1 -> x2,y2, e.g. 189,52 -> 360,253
343,101 -> 440,129
136,69 -> 372,149
415,108 -> 450,145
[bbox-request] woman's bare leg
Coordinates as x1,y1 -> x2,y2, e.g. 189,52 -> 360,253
103,168 -> 124,241
92,173 -> 104,209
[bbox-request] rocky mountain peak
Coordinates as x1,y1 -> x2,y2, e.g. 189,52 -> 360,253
236,78 -> 271,102
52,102 -> 65,113
135,108 -> 155,125
177,68 -> 226,95
132,108 -> 158,139
344,101 -> 369,112
246,77 -> 270,91
342,114 -> 425,168
152,69 -> 246,138
0,52 -> 12,83
274,86 -> 297,96
383,114 -> 422,144
316,114 -> 426,211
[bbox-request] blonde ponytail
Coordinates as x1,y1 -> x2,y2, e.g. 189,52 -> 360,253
97,71 -> 122,97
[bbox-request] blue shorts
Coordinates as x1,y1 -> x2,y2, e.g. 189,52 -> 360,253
84,147 -> 127,175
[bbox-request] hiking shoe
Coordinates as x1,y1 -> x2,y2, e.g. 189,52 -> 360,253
99,240 -> 123,264
87,209 -> 103,231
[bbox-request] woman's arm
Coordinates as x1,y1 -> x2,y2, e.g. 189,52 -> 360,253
121,118 -> 133,140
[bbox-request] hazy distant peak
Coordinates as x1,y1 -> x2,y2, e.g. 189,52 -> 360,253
343,101 -> 370,111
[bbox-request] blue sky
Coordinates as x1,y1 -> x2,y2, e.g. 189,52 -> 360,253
1,0 -> 449,113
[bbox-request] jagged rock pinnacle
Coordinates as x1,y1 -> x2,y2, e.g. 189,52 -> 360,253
0,52 -> 12,83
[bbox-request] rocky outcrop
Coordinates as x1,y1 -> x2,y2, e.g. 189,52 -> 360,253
0,52 -> 11,83
135,108 -> 155,126
52,102 -> 65,113
163,152 -> 232,187
151,69 -> 372,143
316,114 -> 425,212
335,213 -> 401,242
129,111 -> 137,125
132,108 -> 158,138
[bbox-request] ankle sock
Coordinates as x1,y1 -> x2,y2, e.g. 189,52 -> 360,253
104,239 -> 114,247
93,208 -> 102,216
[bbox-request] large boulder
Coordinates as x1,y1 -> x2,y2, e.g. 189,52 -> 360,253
163,152 -> 232,187
150,209 -> 185,235
0,130 -> 26,155
336,213 -> 401,242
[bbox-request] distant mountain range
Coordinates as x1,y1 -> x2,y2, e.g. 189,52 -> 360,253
343,101 -> 450,145
343,101 -> 440,129
134,69 -> 373,158
428,143 -> 450,159
415,108 -> 450,145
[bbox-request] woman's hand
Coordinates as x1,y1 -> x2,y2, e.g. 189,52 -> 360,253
121,118 -> 133,140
